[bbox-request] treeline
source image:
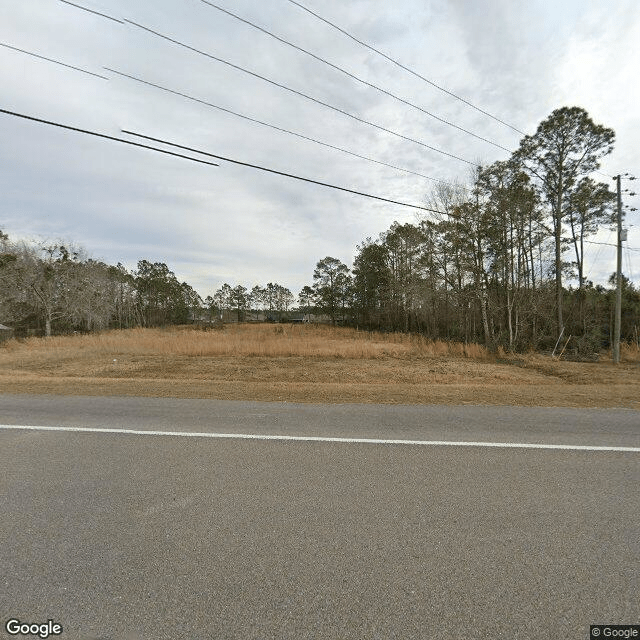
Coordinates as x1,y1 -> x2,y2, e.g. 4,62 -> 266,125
0,232 -> 301,336
205,282 -> 295,323
2,106 -> 638,353
304,246 -> 639,354
0,234 -> 194,335
299,107 -> 640,354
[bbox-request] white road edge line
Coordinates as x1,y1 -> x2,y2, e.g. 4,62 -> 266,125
1,424 -> 639,452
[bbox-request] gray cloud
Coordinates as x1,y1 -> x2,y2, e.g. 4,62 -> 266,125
1,0 -> 637,300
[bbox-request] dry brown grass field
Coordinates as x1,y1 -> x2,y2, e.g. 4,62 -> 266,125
1,324 -> 639,407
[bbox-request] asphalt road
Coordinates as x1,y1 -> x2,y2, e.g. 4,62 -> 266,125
1,394 -> 639,639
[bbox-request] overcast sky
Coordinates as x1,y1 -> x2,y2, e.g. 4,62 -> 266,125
1,0 -> 638,299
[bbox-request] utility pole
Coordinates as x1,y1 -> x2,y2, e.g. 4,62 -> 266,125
613,175 -> 622,364
612,173 -> 636,364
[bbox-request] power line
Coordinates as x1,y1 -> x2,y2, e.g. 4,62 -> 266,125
3,110 -> 629,249
58,1 -> 480,167
584,239 -> 640,253
0,108 -> 219,167
53,0 -> 623,189
58,0 -> 124,24
199,0 -> 511,153
0,42 -> 108,80
0,107 -> 442,212
581,231 -> 613,287
18,0 -> 470,190
120,129 -> 445,213
625,247 -> 634,283
106,67 -> 461,187
123,19 -> 476,166
58,0 -> 520,142
285,0 -> 525,136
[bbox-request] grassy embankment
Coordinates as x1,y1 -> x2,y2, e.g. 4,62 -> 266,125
0,324 -> 638,407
